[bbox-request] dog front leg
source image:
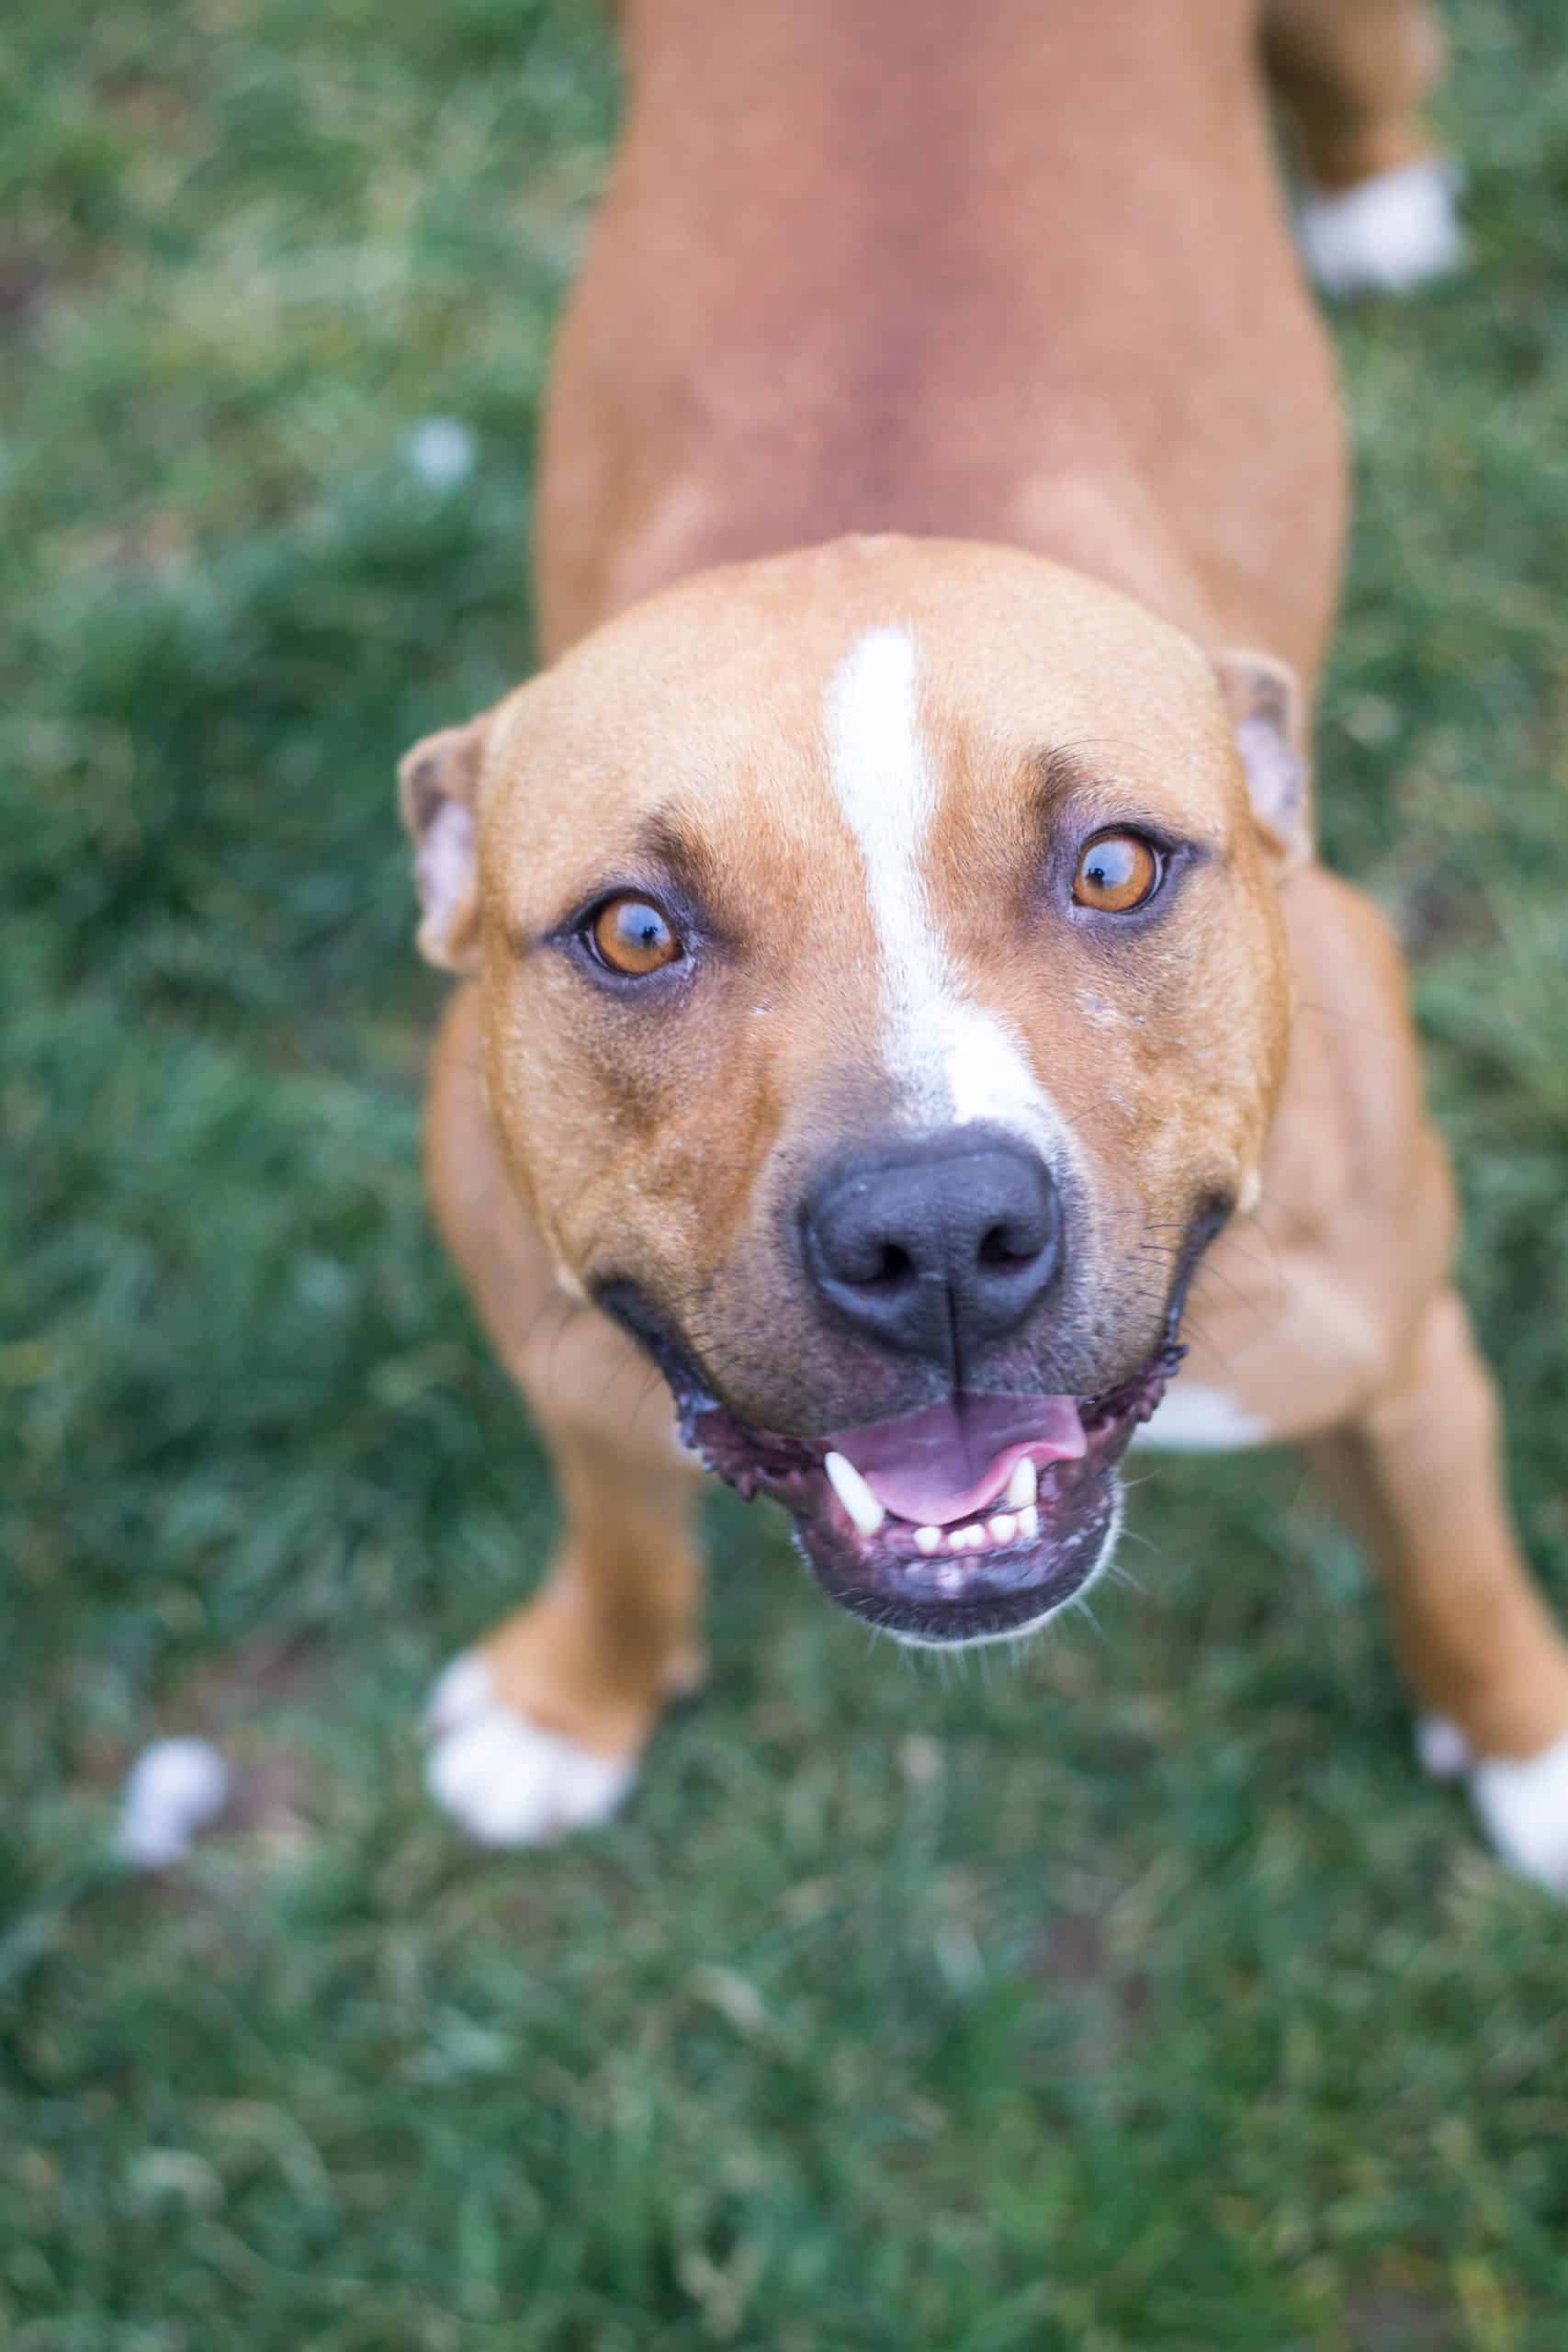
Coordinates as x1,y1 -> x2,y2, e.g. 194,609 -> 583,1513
1309,1287 -> 1568,1890
423,986 -> 706,1847
424,1412 -> 705,1849
1263,0 -> 1464,293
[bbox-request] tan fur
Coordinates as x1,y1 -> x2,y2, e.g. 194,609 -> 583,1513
427,984 -> 705,1758
409,0 -> 1568,1807
1265,0 -> 1450,189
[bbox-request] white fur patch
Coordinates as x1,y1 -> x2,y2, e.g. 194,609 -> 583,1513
1416,1713 -> 1472,1781
1419,1714 -> 1568,1893
1296,158 -> 1465,297
1469,1734 -> 1568,1894
823,626 -> 1052,1140
1131,1381 -> 1269,1453
119,1736 -> 231,1868
423,1651 -> 635,1848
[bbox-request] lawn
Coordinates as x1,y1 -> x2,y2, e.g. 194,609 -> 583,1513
4,2 -> 1568,2345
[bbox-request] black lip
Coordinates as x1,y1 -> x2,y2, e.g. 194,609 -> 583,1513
593,1278 -> 718,1409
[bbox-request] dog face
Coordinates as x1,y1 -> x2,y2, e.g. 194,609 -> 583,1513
402,537 -> 1304,1644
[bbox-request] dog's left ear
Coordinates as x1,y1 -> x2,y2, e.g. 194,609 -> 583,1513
398,711 -> 492,973
1213,650 -> 1313,873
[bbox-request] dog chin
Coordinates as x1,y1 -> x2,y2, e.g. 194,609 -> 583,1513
791,1462 -> 1126,1648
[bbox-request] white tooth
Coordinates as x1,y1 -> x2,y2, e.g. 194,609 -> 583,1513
914,1526 -> 942,1555
948,1524 -> 983,1553
823,1451 -> 886,1537
988,1514 -> 1017,1545
1018,1505 -> 1040,1541
1006,1458 -> 1037,1510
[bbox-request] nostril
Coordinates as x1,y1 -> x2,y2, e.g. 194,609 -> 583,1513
871,1241 -> 916,1290
978,1220 -> 1040,1270
821,1235 -> 914,1288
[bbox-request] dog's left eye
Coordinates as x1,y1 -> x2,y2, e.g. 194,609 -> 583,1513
588,894 -> 684,976
1072,831 -> 1162,914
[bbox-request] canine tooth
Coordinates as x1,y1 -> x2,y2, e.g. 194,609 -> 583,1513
1005,1457 -> 1037,1510
823,1451 -> 886,1537
988,1513 -> 1017,1544
914,1526 -> 942,1555
1018,1504 -> 1040,1541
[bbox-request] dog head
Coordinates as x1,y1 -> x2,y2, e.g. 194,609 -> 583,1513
401,537 -> 1305,1643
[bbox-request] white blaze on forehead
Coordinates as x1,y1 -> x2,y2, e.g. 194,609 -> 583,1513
822,624 -> 1052,1136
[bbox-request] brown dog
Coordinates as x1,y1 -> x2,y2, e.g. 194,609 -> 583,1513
400,0 -> 1568,1885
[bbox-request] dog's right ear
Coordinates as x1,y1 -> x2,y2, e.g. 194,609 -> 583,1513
398,713 -> 491,973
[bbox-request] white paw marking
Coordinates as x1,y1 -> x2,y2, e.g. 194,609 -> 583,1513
423,1651 -> 635,1848
1416,1713 -> 1472,1781
1419,1714 -> 1568,1894
1296,157 -> 1466,297
118,1736 -> 231,1868
424,1649 -> 496,1734
1130,1381 -> 1269,1453
823,624 -> 1063,1145
1469,1734 -> 1568,1894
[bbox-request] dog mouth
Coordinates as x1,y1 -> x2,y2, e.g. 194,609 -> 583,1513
681,1348 -> 1183,1646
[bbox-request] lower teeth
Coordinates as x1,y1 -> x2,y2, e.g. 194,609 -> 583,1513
834,1487 -> 1045,1559
925,1509 -> 1041,1558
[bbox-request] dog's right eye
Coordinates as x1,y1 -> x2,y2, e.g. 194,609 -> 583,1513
587,894 -> 684,977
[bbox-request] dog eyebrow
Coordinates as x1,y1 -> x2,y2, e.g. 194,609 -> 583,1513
1028,743 -> 1219,851
522,806 -> 725,959
1032,745 -> 1110,806
632,806 -> 723,905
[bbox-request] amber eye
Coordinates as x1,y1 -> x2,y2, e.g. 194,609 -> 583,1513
590,895 -> 683,976
1072,831 -> 1161,914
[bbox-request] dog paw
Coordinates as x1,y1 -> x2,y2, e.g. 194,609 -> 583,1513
1416,1713 -> 1472,1781
1297,156 -> 1466,297
1420,1713 -> 1568,1893
423,1652 -> 636,1848
1469,1735 -> 1568,1894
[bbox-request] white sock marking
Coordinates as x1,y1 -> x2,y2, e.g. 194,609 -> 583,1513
1470,1733 -> 1568,1894
423,1651 -> 635,1848
1416,1713 -> 1472,1781
1297,157 -> 1466,298
823,625 -> 1055,1139
1419,1714 -> 1568,1894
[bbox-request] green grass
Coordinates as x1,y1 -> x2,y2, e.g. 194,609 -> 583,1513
5,2 -> 1568,2343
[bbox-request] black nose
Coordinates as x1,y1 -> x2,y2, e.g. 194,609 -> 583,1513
803,1136 -> 1062,1363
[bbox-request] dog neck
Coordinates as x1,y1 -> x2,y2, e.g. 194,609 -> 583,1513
536,0 -> 1344,681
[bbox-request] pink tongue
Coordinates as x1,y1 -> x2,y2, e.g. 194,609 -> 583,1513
831,1393 -> 1086,1527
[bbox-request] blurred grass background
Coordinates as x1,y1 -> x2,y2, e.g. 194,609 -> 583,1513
4,1 -> 1568,2344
